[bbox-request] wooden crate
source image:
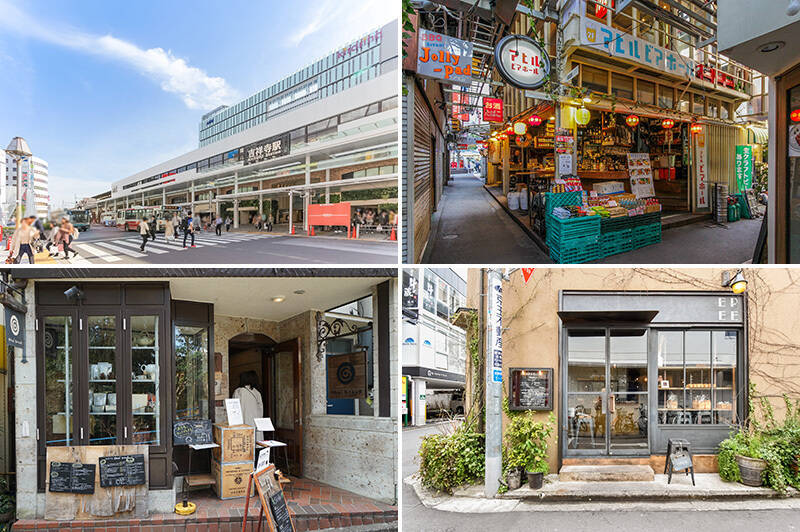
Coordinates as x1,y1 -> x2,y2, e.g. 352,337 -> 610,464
212,423 -> 254,463
211,460 -> 253,499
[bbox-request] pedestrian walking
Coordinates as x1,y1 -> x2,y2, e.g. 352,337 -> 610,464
266,213 -> 273,232
215,213 -> 223,236
164,216 -> 175,244
139,216 -> 150,252
8,216 -> 39,264
172,213 -> 180,239
149,215 -> 157,241
59,217 -> 78,260
225,215 -> 232,232
182,211 -> 196,248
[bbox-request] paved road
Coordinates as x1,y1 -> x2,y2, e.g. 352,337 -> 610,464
30,225 -> 397,264
402,424 -> 800,532
422,172 -> 762,264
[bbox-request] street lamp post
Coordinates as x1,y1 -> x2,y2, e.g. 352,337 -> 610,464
5,137 -> 33,229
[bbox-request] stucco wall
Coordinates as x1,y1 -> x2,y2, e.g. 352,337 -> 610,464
466,268 -> 800,473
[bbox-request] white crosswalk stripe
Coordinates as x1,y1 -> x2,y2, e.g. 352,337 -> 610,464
113,239 -> 170,254
71,232 -> 279,263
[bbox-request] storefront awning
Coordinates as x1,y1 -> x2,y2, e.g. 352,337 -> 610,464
746,127 -> 768,145
557,310 -> 659,326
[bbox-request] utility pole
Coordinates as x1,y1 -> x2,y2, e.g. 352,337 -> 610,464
484,267 -> 504,497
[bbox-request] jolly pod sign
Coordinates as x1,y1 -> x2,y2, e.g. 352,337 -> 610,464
417,29 -> 473,86
494,34 -> 550,90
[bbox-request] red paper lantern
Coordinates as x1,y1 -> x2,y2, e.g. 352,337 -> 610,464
528,115 -> 543,126
499,134 -> 508,140
690,123 -> 703,134
661,118 -> 675,129
625,115 -> 639,127
791,109 -> 800,122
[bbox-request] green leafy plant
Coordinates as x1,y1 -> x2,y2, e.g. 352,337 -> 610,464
502,399 -> 555,478
0,477 -> 14,521
417,422 -> 485,494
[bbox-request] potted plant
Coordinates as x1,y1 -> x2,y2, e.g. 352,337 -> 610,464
501,409 -> 554,492
0,478 -> 14,523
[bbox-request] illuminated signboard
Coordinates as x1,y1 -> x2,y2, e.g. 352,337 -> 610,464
494,34 -> 550,90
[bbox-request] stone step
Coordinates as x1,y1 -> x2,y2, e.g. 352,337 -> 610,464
562,457 -> 651,466
558,465 -> 655,482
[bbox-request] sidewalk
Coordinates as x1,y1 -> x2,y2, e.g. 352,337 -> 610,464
405,473 -> 800,514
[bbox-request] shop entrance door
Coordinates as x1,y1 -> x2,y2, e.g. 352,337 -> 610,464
271,338 -> 303,476
564,328 -> 649,456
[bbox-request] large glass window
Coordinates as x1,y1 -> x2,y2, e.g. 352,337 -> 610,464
175,326 -> 209,421
658,86 -> 674,109
131,316 -> 160,445
657,330 -> 737,426
611,73 -> 634,100
637,80 -> 655,105
88,316 -> 117,445
44,316 -> 74,447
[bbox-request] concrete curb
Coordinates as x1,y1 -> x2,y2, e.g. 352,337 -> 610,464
482,185 -> 549,256
404,474 -> 800,514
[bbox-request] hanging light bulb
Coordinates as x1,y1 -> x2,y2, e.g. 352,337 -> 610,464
513,122 -> 527,135
575,106 -> 591,126
662,118 -> 675,129
625,115 -> 640,127
528,115 -> 542,126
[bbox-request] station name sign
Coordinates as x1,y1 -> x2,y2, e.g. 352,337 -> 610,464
243,133 -> 290,166
336,29 -> 382,61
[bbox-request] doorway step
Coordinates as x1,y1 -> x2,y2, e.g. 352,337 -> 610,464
661,211 -> 711,229
559,462 -> 655,482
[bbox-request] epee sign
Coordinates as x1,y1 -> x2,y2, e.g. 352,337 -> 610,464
494,34 -> 551,90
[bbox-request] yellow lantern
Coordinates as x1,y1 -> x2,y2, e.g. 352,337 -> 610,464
575,106 -> 591,126
513,122 -> 527,135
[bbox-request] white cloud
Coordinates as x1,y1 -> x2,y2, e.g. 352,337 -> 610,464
287,0 -> 397,47
0,1 -> 239,110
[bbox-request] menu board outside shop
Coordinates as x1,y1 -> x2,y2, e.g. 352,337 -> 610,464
508,367 -> 553,411
627,153 -> 655,199
49,462 -> 96,494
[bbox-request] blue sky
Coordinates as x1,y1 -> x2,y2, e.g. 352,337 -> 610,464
0,0 -> 397,208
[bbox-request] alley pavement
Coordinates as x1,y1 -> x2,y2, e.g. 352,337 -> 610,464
402,423 -> 800,532
423,172 -> 762,264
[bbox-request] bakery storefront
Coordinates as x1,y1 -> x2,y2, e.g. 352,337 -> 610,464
554,291 -> 745,459
2,268 -> 397,520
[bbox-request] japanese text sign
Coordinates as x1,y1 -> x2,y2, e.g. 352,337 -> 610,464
494,35 -> 550,90
243,133 -> 290,166
735,145 -> 753,191
483,97 -> 503,122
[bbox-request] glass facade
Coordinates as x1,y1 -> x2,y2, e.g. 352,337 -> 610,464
198,27 -> 387,147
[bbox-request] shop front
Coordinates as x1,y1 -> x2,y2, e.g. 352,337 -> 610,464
2,269 -> 397,522
556,291 -> 744,459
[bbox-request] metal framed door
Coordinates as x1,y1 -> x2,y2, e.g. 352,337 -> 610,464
564,327 -> 650,456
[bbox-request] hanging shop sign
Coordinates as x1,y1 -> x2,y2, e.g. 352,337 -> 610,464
417,29 -> 473,86
494,34 -> 551,90
326,351 -> 368,399
452,92 -> 470,121
5,308 -> 24,349
580,17 -> 694,79
402,269 -> 419,320
243,133 -> 290,166
695,132 -> 709,208
735,145 -> 754,191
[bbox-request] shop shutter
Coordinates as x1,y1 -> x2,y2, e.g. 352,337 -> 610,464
413,84 -> 433,263
705,123 -> 739,192
402,78 -> 412,263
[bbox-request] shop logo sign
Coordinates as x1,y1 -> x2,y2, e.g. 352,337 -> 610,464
483,97 -> 504,123
416,29 -> 473,86
494,34 -> 551,90
5,310 -> 23,349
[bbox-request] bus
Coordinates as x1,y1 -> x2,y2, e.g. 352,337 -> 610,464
116,206 -> 183,231
65,209 -> 91,232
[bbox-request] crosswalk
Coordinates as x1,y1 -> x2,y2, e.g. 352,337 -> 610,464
57,231 -> 276,264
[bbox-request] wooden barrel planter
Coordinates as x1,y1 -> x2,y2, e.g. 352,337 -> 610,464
736,455 -> 767,487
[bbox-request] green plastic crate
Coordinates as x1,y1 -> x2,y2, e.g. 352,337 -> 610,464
549,236 -> 601,264
600,211 -> 661,233
546,214 -> 600,241
631,223 -> 661,248
545,191 -> 585,216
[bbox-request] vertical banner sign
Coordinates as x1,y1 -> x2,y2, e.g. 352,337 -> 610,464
482,97 -> 504,122
402,270 -> 419,320
5,309 -> 24,349
695,132 -> 709,208
488,274 -> 503,383
735,145 -> 754,190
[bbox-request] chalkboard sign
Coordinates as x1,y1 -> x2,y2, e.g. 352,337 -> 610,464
508,367 -> 553,411
670,452 -> 693,472
269,490 -> 293,532
99,454 -> 146,487
252,464 -> 295,532
173,419 -> 212,445
49,462 -> 96,494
